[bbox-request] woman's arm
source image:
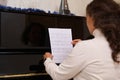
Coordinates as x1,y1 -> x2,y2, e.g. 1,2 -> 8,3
44,43 -> 87,80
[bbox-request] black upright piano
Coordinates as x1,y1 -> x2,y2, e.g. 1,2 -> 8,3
0,6 -> 90,80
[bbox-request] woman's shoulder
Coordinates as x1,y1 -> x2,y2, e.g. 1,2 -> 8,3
75,38 -> 96,48
73,37 -> 109,54
72,39 -> 96,53
76,34 -> 108,47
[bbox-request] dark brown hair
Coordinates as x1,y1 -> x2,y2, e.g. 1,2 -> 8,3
86,0 -> 120,63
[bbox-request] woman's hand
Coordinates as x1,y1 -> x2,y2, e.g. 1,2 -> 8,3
71,39 -> 81,45
43,52 -> 53,60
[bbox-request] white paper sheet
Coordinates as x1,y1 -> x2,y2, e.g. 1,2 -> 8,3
48,28 -> 73,63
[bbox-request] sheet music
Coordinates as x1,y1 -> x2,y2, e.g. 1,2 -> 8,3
48,28 -> 73,63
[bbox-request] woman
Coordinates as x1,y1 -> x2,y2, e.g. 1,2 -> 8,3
43,0 -> 120,80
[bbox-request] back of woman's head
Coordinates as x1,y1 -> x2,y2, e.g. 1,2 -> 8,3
86,0 -> 120,63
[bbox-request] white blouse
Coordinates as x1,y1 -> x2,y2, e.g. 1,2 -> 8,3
44,29 -> 119,80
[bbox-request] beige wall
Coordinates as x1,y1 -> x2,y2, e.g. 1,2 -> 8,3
0,0 -> 93,16
0,0 -> 120,16
115,0 -> 120,3
0,0 -> 7,5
